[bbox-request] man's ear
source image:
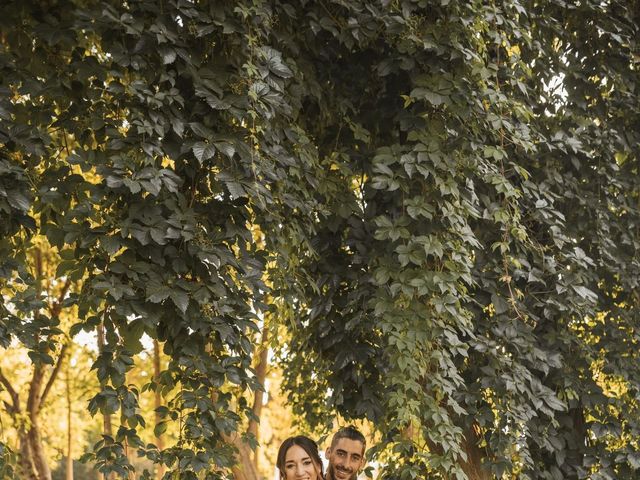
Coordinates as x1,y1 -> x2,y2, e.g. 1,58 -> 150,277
325,447 -> 331,458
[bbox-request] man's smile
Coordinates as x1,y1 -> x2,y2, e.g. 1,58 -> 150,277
334,467 -> 352,479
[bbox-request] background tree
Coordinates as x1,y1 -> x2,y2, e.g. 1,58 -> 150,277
0,241 -> 74,480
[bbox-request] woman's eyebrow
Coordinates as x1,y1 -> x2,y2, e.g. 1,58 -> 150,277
286,456 -> 311,464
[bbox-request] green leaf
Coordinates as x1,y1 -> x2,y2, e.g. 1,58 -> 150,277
170,290 -> 189,313
261,46 -> 292,78
6,190 -> 30,212
215,142 -> 236,159
225,180 -> 246,199
491,293 -> 509,315
101,236 -> 121,255
571,285 -> 597,302
159,47 -> 177,64
154,421 -> 168,437
192,142 -> 216,163
147,284 -> 172,303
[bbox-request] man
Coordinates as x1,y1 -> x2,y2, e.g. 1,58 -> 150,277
325,426 -> 366,480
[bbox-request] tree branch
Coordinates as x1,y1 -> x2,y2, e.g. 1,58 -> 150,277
3,400 -> 17,415
27,364 -> 45,417
248,327 -> 269,440
0,367 -> 20,413
50,277 -> 72,319
39,343 -> 68,409
34,247 -> 43,279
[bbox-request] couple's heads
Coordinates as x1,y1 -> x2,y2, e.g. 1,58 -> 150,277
277,426 -> 366,480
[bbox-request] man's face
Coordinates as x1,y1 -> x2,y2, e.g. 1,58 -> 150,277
325,438 -> 365,480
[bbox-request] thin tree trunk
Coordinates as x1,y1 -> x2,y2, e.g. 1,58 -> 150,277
18,431 -> 38,480
153,340 -> 165,480
424,423 -> 490,480
26,363 -> 52,480
97,321 -> 113,436
248,326 -> 269,470
1,368 -> 38,480
124,439 -> 133,480
66,357 -> 74,480
102,397 -> 113,480
225,434 -> 261,480
459,424 -> 491,480
210,387 -> 260,480
25,344 -> 68,480
27,249 -> 51,480
21,251 -> 71,480
1,388 -> 36,479
27,419 -> 51,480
97,320 -> 114,480
567,406 -> 587,468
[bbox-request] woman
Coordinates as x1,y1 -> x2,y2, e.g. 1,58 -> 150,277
276,435 -> 324,480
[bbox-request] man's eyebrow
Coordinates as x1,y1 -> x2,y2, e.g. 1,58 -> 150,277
336,448 -> 361,458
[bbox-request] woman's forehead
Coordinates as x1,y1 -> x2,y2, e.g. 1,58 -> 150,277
286,444 -> 311,461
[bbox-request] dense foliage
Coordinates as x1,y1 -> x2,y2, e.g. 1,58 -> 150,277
1,1 -> 638,480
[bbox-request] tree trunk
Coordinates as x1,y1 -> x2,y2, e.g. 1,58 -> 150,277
225,434 -> 261,480
2,345 -> 66,480
26,362 -> 52,480
0,370 -> 35,479
124,439 -> 134,480
153,340 -> 165,480
248,327 -> 269,469
97,320 -> 115,480
27,418 -> 51,480
425,422 -> 490,480
24,253 -> 71,480
97,324 -> 112,444
567,406 -> 587,471
212,387 -> 260,480
66,358 -> 74,480
459,424 -> 491,480
18,431 -> 38,480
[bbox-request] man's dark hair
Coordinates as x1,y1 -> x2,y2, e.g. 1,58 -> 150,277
330,425 -> 366,454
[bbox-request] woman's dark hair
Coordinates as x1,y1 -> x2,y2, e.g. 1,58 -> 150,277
276,435 -> 324,480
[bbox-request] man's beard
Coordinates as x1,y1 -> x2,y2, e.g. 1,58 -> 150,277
327,463 -> 358,480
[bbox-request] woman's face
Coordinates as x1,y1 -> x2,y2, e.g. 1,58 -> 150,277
283,444 -> 320,480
